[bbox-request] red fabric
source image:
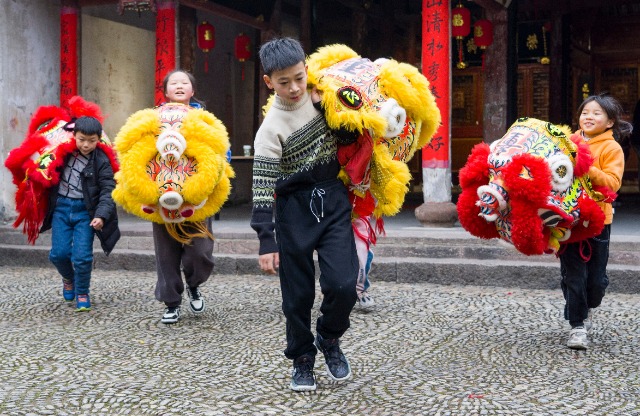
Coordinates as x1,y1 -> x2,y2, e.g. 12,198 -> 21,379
508,197 -> 547,255
338,132 -> 373,185
421,0 -> 449,167
60,7 -> 78,106
155,2 -> 176,105
562,195 -> 605,245
349,190 -> 376,218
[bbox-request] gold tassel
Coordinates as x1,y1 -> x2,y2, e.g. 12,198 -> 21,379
164,221 -> 214,245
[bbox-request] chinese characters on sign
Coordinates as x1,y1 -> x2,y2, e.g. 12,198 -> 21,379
421,0 -> 449,168
155,2 -> 176,105
60,7 -> 78,106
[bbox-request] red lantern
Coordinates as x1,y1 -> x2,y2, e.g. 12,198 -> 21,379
234,33 -> 251,80
451,4 -> 471,39
474,19 -> 493,70
197,21 -> 215,72
451,3 -> 471,69
474,19 -> 493,49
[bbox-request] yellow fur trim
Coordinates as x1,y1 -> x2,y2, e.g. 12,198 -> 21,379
370,144 -> 412,217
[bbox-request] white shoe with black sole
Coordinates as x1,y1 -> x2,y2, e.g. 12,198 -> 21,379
161,306 -> 181,324
187,287 -> 205,314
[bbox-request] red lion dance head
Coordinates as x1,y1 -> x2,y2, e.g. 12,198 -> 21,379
456,117 -> 611,256
4,96 -> 117,243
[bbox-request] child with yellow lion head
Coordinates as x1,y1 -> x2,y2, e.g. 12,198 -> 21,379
113,69 -> 234,324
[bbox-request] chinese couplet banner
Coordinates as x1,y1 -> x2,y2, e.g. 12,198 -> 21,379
155,1 -> 176,105
421,0 -> 450,169
60,6 -> 78,106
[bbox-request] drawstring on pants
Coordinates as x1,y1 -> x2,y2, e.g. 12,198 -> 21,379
310,187 -> 325,222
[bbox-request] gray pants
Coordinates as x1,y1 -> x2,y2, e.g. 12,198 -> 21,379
152,218 -> 214,307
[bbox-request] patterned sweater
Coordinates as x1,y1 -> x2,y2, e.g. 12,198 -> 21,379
250,92 -> 341,255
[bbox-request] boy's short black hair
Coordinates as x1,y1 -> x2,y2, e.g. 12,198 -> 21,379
73,116 -> 102,138
259,37 -> 306,76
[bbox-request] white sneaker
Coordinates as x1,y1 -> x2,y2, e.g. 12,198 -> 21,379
161,306 -> 181,324
187,287 -> 205,314
358,292 -> 375,310
584,309 -> 593,331
567,326 -> 588,350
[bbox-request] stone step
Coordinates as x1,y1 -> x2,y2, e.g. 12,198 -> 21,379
2,226 -> 639,266
1,244 -> 639,294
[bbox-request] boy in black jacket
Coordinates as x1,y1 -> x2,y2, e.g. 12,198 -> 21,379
40,116 -> 120,311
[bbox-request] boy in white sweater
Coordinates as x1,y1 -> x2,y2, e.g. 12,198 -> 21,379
250,37 -> 358,392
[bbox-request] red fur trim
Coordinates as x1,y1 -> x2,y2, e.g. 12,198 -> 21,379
563,196 -> 605,244
4,134 -> 49,184
65,96 -> 104,122
509,198 -> 547,255
28,140 -> 77,188
570,134 -> 594,177
456,188 -> 500,240
459,143 -> 491,189
97,142 -> 120,173
592,185 -> 617,203
502,153 -> 551,203
13,180 -> 49,244
27,106 -> 69,135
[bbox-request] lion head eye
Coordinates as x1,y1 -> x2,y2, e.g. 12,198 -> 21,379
556,165 -> 567,178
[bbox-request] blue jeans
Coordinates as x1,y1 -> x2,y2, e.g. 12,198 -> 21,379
49,197 -> 95,295
559,225 -> 610,328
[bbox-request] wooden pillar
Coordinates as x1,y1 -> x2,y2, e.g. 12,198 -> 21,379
352,8 -> 367,54
60,2 -> 79,106
179,5 -> 196,74
548,13 -> 566,123
482,7 -> 508,142
300,0 -> 311,52
414,0 -> 457,227
258,0 -> 282,124
155,0 -> 177,105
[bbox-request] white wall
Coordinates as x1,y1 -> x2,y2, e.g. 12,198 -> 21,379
0,0 -> 61,221
81,14 -> 155,140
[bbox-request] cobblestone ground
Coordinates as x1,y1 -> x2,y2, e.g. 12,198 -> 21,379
0,266 -> 639,416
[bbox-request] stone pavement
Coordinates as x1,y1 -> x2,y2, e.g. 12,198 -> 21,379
1,265 -> 639,415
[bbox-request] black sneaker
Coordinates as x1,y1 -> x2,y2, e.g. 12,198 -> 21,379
315,333 -> 351,381
187,287 -> 205,314
290,355 -> 316,392
161,306 -> 181,324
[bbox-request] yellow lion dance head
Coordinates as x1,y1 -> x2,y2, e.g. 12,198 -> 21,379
113,103 -> 234,241
306,44 -> 441,218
